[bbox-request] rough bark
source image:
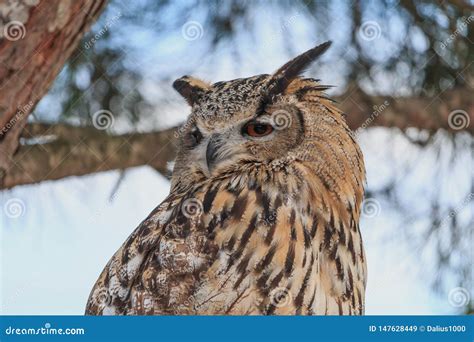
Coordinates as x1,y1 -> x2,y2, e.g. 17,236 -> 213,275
2,84 -> 472,189
0,0 -> 107,187
2,123 -> 177,189
342,86 -> 474,135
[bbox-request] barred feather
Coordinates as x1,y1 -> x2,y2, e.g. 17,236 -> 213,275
86,43 -> 366,316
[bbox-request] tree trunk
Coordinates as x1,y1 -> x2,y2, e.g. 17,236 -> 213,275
0,0 -> 107,187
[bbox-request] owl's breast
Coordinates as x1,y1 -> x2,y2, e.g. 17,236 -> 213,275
127,171 -> 365,315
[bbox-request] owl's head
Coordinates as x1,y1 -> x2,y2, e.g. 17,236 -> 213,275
171,42 -> 364,201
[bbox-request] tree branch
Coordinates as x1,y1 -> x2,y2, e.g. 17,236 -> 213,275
2,86 -> 473,189
3,124 -> 177,189
338,86 -> 473,134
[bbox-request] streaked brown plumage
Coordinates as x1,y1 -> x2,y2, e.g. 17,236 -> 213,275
86,42 -> 367,315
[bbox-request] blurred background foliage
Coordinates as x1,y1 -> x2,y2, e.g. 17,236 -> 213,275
20,0 -> 474,313
39,0 -> 474,127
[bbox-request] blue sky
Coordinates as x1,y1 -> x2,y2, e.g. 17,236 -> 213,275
1,0 -> 471,315
0,129 -> 457,315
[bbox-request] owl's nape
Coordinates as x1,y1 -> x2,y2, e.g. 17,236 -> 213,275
86,41 -> 367,316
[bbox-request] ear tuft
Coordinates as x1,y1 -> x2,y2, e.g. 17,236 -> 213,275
173,76 -> 210,106
265,41 -> 332,99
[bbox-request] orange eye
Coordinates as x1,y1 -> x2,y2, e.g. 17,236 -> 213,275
243,122 -> 273,137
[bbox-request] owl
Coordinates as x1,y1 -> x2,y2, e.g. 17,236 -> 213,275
85,41 -> 367,315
